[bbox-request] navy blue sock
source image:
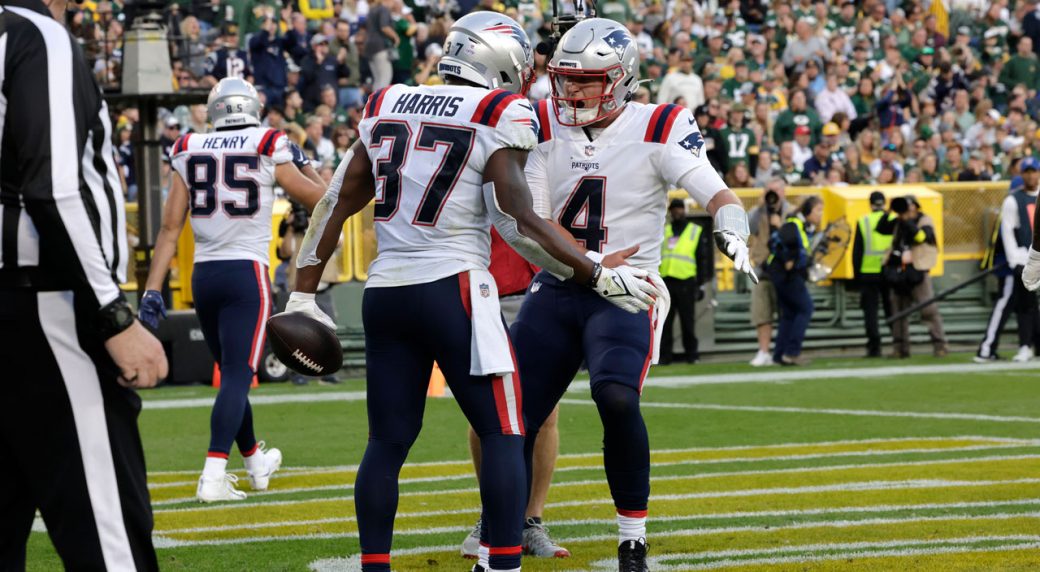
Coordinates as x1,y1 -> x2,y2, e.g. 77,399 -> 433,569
234,401 -> 257,455
355,439 -> 410,571
592,382 -> 650,512
479,433 -> 525,570
208,362 -> 253,455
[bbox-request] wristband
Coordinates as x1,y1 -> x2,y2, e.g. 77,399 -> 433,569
587,262 -> 603,288
96,298 -> 135,340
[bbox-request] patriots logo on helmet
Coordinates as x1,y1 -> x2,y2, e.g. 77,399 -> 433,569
679,131 -> 705,157
603,29 -> 632,61
483,23 -> 531,57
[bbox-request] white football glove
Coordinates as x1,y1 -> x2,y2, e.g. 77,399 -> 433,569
1022,248 -> 1040,291
714,230 -> 759,284
593,265 -> 660,313
282,291 -> 337,331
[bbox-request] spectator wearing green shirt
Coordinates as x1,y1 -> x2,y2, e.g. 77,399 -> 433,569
939,144 -> 966,182
391,0 -> 418,84
599,0 -> 632,24
721,104 -> 757,174
773,90 -> 821,145
1000,36 -> 1040,94
850,76 -> 876,118
722,61 -> 750,101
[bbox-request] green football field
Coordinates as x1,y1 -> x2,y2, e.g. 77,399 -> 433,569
25,354 -> 1040,571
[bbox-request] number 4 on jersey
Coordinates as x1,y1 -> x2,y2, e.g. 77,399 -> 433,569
559,176 -> 607,252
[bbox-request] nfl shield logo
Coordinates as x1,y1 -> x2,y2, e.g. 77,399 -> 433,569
479,283 -> 491,298
584,145 -> 596,157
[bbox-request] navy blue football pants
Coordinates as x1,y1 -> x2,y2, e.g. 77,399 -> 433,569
771,272 -> 814,361
357,273 -> 525,571
192,260 -> 271,458
511,272 -> 654,517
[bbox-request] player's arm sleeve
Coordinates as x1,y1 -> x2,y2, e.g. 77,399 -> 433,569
660,109 -> 728,206
269,130 -> 293,164
1001,194 -> 1025,265
524,143 -> 552,219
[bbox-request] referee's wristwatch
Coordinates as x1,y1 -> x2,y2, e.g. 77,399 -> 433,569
96,298 -> 136,340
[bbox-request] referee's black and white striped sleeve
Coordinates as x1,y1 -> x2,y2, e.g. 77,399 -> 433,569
0,3 -> 126,310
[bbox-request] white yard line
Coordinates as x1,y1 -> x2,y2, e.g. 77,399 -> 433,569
146,441 -> 1036,490
614,535 -> 1040,571
152,454 -> 1040,510
145,435 -> 1034,477
153,510 -> 1040,548
158,497 -> 1040,536
634,361 -> 1040,388
141,361 -> 1040,411
142,391 -> 368,410
558,398 -> 1040,424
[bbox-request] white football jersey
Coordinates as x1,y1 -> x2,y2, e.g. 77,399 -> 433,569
359,84 -> 537,287
170,127 -> 291,265
527,101 -> 726,272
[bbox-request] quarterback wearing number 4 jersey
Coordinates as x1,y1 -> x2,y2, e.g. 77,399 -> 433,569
513,18 -> 757,572
280,13 -> 657,572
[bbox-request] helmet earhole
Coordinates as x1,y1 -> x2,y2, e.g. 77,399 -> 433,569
500,71 -> 512,85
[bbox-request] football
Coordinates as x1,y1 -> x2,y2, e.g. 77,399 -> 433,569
266,313 -> 342,376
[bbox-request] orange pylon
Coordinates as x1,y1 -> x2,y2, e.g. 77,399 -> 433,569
427,361 -> 446,397
212,363 -> 259,388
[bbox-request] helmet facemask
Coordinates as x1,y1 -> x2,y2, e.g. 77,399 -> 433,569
549,63 -> 627,127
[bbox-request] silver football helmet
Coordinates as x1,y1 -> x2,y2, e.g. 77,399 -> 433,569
438,12 -> 535,95
207,77 -> 262,129
549,18 -> 640,126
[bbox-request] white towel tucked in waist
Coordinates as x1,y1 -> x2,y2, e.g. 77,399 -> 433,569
648,272 -> 669,365
466,270 -> 515,376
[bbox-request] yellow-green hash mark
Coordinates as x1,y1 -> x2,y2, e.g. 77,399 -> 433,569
153,455 -> 1040,543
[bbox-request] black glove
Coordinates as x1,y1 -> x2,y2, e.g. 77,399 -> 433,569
288,141 -> 310,170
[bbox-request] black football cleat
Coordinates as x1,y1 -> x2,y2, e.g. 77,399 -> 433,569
618,538 -> 649,572
470,565 -> 486,572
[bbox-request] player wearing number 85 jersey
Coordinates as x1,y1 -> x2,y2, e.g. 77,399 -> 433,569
517,18 -> 759,571
140,78 -> 326,502
278,12 -> 659,572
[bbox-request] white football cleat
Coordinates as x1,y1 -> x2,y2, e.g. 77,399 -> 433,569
1012,346 -> 1034,363
196,473 -> 247,503
749,350 -> 773,367
461,516 -> 482,558
245,441 -> 283,491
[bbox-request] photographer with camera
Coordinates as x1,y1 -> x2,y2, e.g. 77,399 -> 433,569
878,196 -> 947,358
747,179 -> 793,366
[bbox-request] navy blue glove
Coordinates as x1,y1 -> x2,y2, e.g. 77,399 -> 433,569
288,141 -> 311,170
138,290 -> 167,330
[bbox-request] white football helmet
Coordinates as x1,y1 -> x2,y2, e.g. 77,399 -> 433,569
438,12 -> 535,95
549,18 -> 640,126
207,77 -> 262,129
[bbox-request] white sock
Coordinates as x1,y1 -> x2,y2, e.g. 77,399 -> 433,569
243,448 -> 264,473
203,456 -> 227,480
617,511 -> 647,545
477,543 -> 489,570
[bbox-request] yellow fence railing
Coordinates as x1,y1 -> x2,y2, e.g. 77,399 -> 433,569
124,181 -> 1012,303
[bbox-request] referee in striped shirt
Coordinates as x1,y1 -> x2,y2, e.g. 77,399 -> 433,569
0,0 -> 167,569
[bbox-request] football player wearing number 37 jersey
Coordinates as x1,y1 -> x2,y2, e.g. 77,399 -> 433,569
280,12 -> 660,572
140,78 -> 327,502
515,19 -> 758,572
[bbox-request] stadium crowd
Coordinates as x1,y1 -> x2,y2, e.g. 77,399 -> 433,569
75,0 -> 1040,194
